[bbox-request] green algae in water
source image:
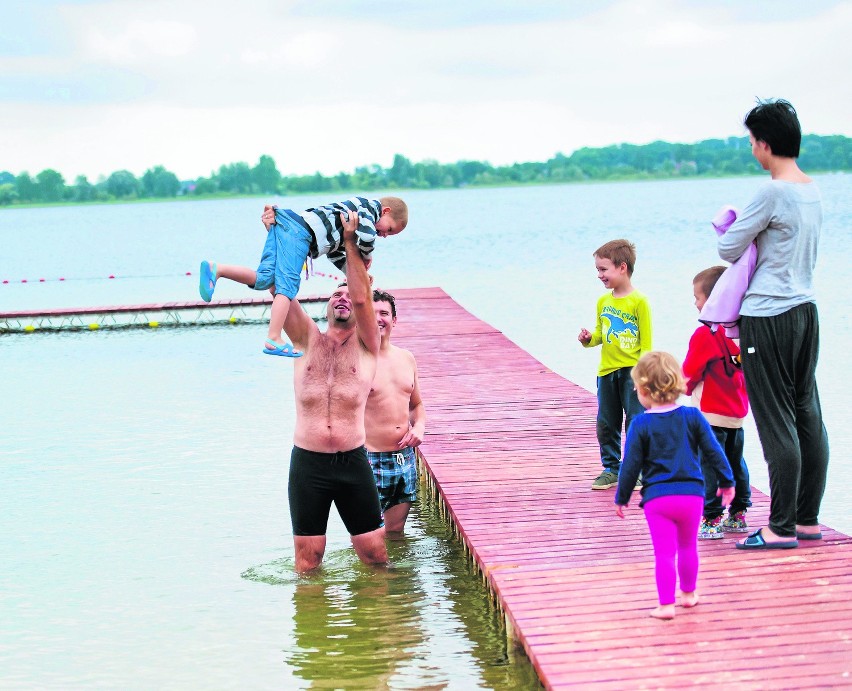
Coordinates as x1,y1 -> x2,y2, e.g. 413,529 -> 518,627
241,493 -> 542,690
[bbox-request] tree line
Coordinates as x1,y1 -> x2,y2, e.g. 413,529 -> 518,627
1,134 -> 850,207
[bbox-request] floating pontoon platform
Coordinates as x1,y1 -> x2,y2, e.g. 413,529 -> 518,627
0,295 -> 329,333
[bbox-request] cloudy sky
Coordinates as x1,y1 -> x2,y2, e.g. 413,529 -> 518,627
2,0 -> 850,182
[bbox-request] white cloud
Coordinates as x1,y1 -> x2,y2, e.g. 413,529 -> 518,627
645,20 -> 727,48
0,0 -> 850,179
240,31 -> 337,69
82,20 -> 199,63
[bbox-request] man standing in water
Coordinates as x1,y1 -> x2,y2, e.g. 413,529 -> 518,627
365,290 -> 426,535
274,209 -> 388,572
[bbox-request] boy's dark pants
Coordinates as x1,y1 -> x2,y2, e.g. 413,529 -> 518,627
702,426 -> 751,520
740,303 -> 829,538
597,367 -> 643,474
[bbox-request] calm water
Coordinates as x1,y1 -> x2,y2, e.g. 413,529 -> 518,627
2,175 -> 850,688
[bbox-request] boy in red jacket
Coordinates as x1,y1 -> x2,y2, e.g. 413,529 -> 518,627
683,266 -> 752,539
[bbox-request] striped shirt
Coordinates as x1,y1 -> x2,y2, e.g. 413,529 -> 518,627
296,197 -> 382,272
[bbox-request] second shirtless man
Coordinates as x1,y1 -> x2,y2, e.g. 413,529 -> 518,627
365,290 -> 426,535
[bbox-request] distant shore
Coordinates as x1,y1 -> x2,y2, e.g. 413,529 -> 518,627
3,133 -> 849,210
3,169 -> 848,212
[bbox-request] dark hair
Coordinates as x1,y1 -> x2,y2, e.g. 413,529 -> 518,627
372,289 -> 396,319
693,266 -> 726,298
744,98 -> 801,158
594,239 -> 636,276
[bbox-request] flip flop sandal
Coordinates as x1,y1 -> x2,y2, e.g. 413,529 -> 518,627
199,261 -> 217,302
263,339 -> 303,358
735,529 -> 798,550
796,531 -> 823,540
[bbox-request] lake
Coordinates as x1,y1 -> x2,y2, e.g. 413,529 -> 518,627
1,174 -> 849,688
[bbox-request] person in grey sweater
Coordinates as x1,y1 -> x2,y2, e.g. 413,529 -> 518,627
718,99 -> 829,550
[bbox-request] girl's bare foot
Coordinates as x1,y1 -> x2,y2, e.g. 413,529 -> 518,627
680,591 -> 699,608
650,604 -> 675,620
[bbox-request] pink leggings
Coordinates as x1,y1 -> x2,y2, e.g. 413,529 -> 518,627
643,495 -> 704,605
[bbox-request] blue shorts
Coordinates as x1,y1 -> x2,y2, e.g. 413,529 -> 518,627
367,446 -> 418,512
253,208 -> 313,300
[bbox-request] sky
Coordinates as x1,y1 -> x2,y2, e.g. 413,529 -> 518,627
1,0 -> 851,182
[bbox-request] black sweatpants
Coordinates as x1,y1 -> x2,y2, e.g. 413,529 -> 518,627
740,302 -> 829,538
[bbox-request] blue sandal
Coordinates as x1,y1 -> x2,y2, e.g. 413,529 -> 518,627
796,531 -> 823,541
735,529 -> 798,550
263,339 -> 303,358
199,261 -> 217,302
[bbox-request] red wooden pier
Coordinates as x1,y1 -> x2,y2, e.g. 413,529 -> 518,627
389,287 -> 852,690
6,286 -> 851,688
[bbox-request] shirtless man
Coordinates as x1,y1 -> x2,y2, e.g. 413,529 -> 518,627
274,209 -> 388,573
365,290 -> 426,535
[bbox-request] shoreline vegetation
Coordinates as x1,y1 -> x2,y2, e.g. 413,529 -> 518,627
2,134 -> 849,209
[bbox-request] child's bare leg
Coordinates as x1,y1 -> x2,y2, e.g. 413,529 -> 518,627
267,293 -> 291,345
216,264 -> 258,287
679,591 -> 699,608
650,604 -> 675,620
645,498 -> 679,621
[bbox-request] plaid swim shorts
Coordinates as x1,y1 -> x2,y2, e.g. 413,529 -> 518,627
367,446 -> 418,512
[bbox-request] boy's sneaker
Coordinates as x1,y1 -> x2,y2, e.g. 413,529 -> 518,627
591,470 -> 619,490
698,516 -> 724,540
721,510 -> 749,533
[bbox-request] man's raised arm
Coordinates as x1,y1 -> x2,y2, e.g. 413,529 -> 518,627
283,297 -> 317,353
341,212 -> 380,355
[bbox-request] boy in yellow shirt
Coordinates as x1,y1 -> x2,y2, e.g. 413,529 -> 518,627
578,239 -> 653,489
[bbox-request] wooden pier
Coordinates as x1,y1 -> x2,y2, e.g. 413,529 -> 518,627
389,287 -> 852,690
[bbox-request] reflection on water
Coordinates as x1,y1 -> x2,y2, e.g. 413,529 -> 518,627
288,566 -> 424,689
242,494 -> 541,690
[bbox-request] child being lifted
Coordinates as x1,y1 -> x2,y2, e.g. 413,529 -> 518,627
198,196 -> 408,356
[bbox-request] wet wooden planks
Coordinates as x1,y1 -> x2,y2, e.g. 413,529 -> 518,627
389,287 -> 852,690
